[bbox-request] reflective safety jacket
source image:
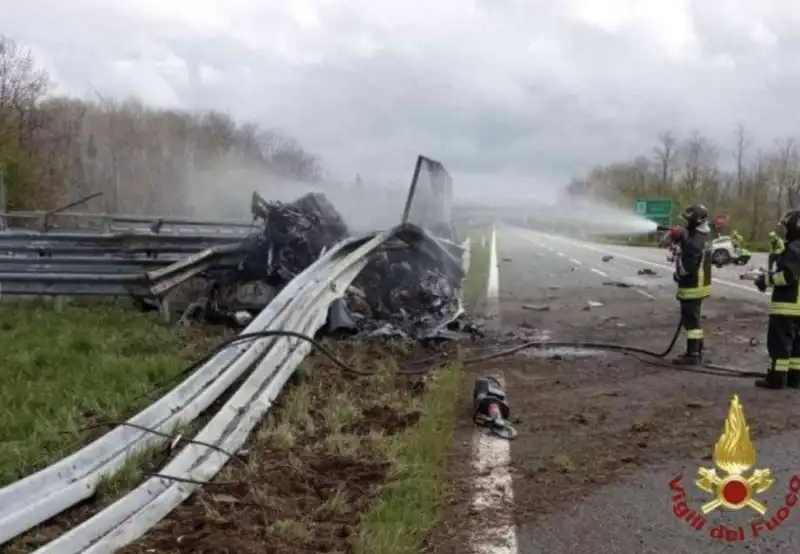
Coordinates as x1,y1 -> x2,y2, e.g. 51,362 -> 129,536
676,229 -> 712,300
768,239 -> 800,316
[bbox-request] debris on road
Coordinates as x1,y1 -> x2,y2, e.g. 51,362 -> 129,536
637,268 -> 657,276
583,301 -> 604,311
602,280 -> 632,288
601,255 -> 614,262
502,257 -> 512,262
522,304 -> 551,311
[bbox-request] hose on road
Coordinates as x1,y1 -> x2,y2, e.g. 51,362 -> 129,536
463,318 -> 763,379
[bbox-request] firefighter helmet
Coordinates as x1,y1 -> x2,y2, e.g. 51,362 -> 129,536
779,209 -> 800,242
681,204 -> 709,230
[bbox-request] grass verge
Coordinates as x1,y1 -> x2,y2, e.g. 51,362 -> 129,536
0,301 -> 225,487
122,340 -> 463,554
463,227 -> 491,308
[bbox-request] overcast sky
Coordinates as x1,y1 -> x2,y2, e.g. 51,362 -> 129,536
5,0 -> 800,199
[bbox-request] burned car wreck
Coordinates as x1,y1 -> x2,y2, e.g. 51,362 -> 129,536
165,191 -> 474,341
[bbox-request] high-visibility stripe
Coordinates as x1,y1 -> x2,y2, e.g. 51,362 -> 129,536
772,272 -> 788,286
770,302 -> 800,316
686,329 -> 704,339
677,285 -> 711,300
775,359 -> 790,372
789,358 -> 800,370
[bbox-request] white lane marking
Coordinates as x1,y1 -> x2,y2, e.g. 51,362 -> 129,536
487,225 -> 500,319
636,289 -> 656,300
469,374 -> 518,554
535,232 -> 763,296
520,234 -> 665,299
471,230 -> 518,554
556,252 -> 565,257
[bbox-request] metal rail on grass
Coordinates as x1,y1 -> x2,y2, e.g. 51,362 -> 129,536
0,233 -> 364,545
0,224 -> 460,553
0,228 -> 247,298
0,211 -> 257,236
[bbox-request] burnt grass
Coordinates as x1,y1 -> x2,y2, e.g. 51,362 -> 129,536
118,339 -> 445,554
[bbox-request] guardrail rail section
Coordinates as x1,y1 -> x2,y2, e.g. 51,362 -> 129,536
0,223 -> 465,554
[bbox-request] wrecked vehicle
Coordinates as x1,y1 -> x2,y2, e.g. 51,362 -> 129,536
185,191 -> 473,340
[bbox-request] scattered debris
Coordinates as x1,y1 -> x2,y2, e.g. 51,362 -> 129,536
685,400 -> 710,409
583,301 -> 604,310
168,190 -> 474,341
631,420 -> 650,433
601,255 -> 614,262
602,280 -> 632,288
522,304 -> 551,311
637,268 -> 657,276
502,257 -> 512,262
569,413 -> 590,425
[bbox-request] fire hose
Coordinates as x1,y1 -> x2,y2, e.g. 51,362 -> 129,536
131,324 -> 765,446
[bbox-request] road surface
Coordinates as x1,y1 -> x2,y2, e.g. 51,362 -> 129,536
470,225 -> 800,554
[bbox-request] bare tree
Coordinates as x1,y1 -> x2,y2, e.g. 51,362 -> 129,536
0,37 -> 327,213
733,124 -> 749,200
679,131 -> 717,197
772,137 -> 800,211
653,130 -> 678,193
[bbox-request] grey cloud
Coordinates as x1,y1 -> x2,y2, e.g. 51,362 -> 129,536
7,0 -> 800,193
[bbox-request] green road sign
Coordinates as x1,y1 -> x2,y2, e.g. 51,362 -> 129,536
635,198 -> 673,227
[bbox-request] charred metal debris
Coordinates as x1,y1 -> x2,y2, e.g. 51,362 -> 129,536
151,191 -> 476,341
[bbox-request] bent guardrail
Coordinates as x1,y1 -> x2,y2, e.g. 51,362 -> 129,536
0,224 -> 462,553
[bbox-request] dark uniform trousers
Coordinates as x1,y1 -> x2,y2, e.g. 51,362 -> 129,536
766,315 -> 800,385
680,299 -> 704,345
675,229 -> 712,361
764,237 -> 800,387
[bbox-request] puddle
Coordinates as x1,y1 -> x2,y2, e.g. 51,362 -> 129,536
519,347 -> 606,359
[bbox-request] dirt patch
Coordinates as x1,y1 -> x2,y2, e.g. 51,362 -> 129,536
496,295 -> 793,525
117,340 -> 445,554
346,404 -> 422,435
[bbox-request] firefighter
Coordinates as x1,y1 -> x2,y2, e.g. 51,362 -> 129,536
768,230 -> 785,271
672,204 -> 712,366
731,229 -> 744,249
753,209 -> 800,389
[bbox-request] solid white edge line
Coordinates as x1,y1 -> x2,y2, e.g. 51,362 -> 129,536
486,225 -> 501,319
590,268 -> 608,277
469,228 -> 518,554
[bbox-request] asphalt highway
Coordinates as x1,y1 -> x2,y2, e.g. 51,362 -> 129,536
494,225 -> 800,554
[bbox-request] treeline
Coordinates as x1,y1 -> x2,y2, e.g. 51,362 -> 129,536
565,126 -> 800,241
0,35 -> 322,215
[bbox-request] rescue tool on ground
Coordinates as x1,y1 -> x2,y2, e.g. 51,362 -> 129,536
670,203 -> 712,367
472,376 -> 517,439
747,209 -> 800,389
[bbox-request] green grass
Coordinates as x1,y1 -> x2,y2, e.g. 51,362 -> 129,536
354,361 -> 462,554
463,227 -> 491,307
0,302 -> 217,486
